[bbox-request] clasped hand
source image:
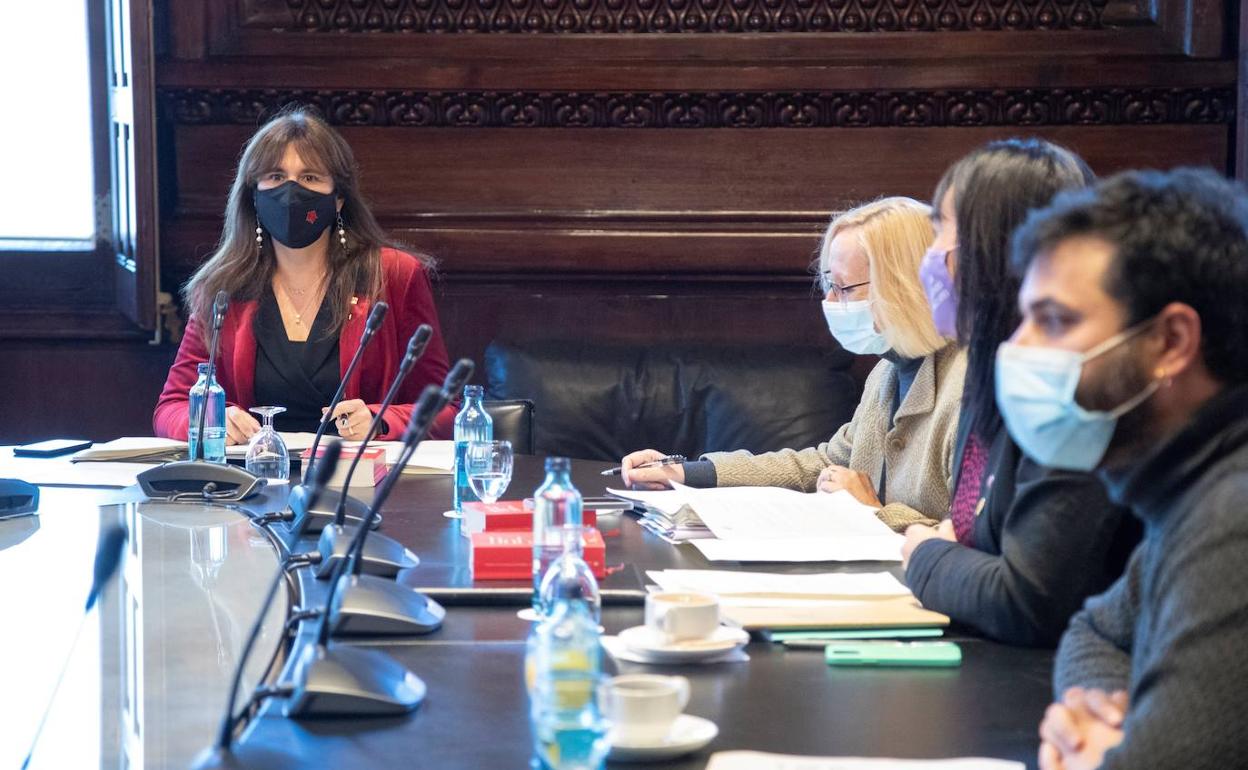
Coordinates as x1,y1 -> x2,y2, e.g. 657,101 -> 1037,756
816,465 -> 883,507
1038,687 -> 1127,770
221,399 -> 374,445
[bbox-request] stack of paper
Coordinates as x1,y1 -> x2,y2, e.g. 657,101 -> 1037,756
605,486 -> 712,542
610,483 -> 904,563
646,570 -> 912,601
72,437 -> 186,463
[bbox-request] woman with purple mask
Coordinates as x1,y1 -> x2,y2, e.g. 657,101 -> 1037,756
902,138 -> 1141,647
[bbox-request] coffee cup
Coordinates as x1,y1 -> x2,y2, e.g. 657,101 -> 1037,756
644,591 -> 720,643
601,674 -> 691,745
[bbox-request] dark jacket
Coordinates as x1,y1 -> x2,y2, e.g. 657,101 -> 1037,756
1053,384 -> 1248,770
905,416 -> 1140,647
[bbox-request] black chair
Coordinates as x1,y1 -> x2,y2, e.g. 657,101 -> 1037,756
483,399 -> 536,455
483,339 -> 862,463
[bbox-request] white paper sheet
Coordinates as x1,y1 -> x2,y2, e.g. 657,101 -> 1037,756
707,752 -> 1023,770
692,536 -> 903,563
397,440 -> 455,474
71,436 -> 184,462
646,570 -> 910,598
605,486 -> 694,516
672,484 -> 896,541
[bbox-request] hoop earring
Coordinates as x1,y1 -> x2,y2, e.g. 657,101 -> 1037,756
337,214 -> 347,250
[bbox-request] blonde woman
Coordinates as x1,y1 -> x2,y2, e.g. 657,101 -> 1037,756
622,198 -> 966,530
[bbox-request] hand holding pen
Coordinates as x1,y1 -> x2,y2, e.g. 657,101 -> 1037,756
608,450 -> 687,490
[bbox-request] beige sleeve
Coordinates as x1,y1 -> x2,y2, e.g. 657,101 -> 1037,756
875,503 -> 940,532
705,442 -> 840,492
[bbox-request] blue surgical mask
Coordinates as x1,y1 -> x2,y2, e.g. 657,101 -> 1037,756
822,299 -> 890,356
995,323 -> 1158,471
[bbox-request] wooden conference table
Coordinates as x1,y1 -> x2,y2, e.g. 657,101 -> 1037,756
2,455 -> 1054,769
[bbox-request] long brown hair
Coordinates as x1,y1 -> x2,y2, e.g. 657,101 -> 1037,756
183,106 -> 418,340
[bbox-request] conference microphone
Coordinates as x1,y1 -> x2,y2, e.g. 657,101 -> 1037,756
331,323 -> 434,522
282,386 -> 447,718
309,358 -> 474,582
138,290 -> 266,503
190,441 -> 343,770
22,524 -> 128,769
318,365 -> 470,638
283,301 -> 388,536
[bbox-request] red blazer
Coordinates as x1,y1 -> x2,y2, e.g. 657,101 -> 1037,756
154,248 -> 456,442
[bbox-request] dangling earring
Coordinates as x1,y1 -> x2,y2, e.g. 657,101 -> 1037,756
337,214 -> 347,250
255,225 -> 264,247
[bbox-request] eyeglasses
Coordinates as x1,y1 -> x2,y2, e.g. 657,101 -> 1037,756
820,275 -> 871,308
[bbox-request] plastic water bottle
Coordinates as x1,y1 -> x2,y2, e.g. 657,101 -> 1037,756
453,384 -> 493,515
532,457 -> 582,612
525,598 -> 608,770
188,362 -> 226,464
537,525 -> 601,625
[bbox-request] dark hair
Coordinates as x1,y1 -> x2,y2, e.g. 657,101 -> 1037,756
936,138 -> 1094,437
1012,167 -> 1248,385
183,105 -> 423,342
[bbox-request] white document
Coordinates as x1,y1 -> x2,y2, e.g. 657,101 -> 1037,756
605,486 -> 693,517
647,570 -> 910,599
706,752 -> 1023,770
72,436 -> 185,462
398,440 -> 455,474
692,536 -> 902,563
224,431 -> 318,459
672,484 -> 896,541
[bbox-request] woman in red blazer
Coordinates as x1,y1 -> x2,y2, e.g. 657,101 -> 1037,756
154,107 -> 454,444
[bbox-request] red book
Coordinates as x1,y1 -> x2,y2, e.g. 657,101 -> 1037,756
471,528 -> 606,580
300,445 -> 388,487
461,500 -> 597,536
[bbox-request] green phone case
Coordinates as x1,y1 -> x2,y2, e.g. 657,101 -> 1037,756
824,641 -> 962,667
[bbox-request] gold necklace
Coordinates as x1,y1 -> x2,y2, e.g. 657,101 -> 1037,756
277,274 -> 326,327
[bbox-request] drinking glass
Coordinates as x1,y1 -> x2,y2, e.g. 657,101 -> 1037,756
466,440 -> 513,504
245,406 -> 289,482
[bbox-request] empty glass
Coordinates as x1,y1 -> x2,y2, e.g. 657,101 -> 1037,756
465,440 -> 514,504
245,406 -> 289,482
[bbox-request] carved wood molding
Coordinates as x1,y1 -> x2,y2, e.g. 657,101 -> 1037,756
162,86 -> 1234,128
248,0 -> 1109,34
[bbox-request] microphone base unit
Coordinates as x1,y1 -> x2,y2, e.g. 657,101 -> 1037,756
284,642 -> 426,717
312,523 -> 419,579
137,462 -> 265,503
329,573 -> 446,636
284,485 -> 381,538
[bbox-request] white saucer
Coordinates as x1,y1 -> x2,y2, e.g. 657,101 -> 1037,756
618,625 -> 749,663
608,713 -> 718,762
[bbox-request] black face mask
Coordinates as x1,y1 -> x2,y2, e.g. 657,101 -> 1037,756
254,181 -> 338,249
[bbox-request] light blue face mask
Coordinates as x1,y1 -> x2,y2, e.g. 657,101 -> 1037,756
995,323 -> 1158,471
822,299 -> 891,356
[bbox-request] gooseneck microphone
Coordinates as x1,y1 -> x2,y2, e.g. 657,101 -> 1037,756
192,442 -> 343,770
306,358 -> 474,583
305,301 -> 388,480
193,290 -> 229,462
280,387 -> 446,718
332,323 -> 433,522
315,359 -> 473,638
138,291 -> 266,502
22,524 -> 128,769
316,384 -> 449,646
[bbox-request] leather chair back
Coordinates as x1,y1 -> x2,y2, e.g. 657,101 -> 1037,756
484,399 -> 536,455
484,339 -> 863,463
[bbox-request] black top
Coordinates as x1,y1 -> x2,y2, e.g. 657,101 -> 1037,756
253,287 -> 340,433
905,412 -> 1141,647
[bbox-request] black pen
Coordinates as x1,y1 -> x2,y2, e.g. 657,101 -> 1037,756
600,454 -> 685,476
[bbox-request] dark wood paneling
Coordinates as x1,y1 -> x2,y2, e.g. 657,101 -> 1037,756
0,342 -> 176,443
